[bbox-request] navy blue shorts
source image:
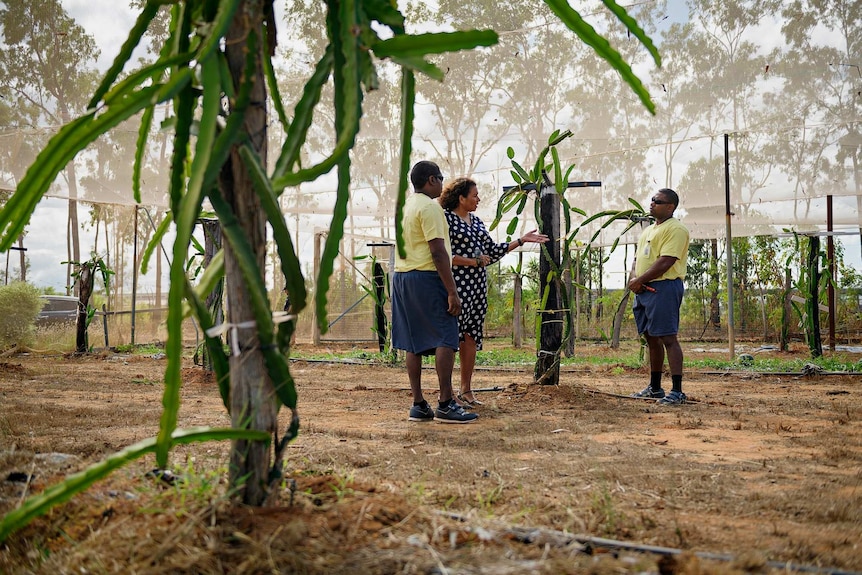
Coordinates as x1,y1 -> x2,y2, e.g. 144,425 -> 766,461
633,278 -> 685,337
391,271 -> 459,355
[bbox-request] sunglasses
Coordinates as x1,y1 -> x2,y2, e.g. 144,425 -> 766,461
432,174 -> 445,182
651,197 -> 672,205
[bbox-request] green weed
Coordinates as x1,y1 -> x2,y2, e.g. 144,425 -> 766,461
590,484 -> 623,537
475,483 -> 504,512
113,343 -> 164,355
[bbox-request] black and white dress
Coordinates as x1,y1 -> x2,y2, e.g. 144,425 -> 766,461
445,210 -> 510,349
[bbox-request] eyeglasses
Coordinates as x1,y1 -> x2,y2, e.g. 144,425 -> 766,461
650,197 -> 672,205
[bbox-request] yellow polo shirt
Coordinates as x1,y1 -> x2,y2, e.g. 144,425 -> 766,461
395,192 -> 452,272
635,217 -> 689,280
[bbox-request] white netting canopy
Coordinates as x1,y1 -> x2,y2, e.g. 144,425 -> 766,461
1,0 -> 860,254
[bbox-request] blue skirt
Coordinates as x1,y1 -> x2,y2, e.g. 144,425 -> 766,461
391,271 -> 459,355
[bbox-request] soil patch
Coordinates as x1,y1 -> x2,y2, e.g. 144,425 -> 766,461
1,346 -> 861,573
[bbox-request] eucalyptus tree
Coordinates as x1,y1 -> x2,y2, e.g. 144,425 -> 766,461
0,0 -> 101,293
0,79 -> 40,188
0,100 -> 37,285
672,0 -> 784,331
406,1 -> 536,176
559,2 -> 665,332
771,0 -> 861,241
81,119 -> 161,302
691,0 -> 783,201
0,0 -> 659,540
656,15 -> 734,336
677,156 -> 725,328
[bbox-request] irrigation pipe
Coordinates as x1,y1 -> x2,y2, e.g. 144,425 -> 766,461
437,512 -> 860,575
703,371 -> 862,376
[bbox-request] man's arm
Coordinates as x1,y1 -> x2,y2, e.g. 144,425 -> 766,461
628,255 -> 677,293
428,237 -> 461,316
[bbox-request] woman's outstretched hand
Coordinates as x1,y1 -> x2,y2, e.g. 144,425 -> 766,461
522,229 -> 549,244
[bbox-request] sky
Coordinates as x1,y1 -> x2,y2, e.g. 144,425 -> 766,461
61,0 -> 138,71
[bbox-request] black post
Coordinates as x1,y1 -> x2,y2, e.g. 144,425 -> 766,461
373,261 -> 386,352
102,303 -> 109,348
826,197 -> 836,351
500,180 -> 600,383
807,236 -> 822,357
535,176 -> 561,385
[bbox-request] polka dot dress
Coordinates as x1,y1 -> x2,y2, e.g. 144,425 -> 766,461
445,210 -> 509,349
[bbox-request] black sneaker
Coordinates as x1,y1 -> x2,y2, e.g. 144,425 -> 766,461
631,385 -> 665,399
435,399 -> 479,424
408,401 -> 435,422
657,390 -> 687,405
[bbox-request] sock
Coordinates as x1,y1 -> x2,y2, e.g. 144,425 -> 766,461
650,371 -> 663,390
671,375 -> 682,393
439,400 -> 450,409
414,400 -> 427,407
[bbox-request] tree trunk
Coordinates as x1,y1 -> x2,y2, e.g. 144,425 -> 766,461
155,217 -> 163,320
76,263 -> 93,353
780,268 -> 791,352
201,219 -> 224,371
596,248 -> 603,322
610,290 -> 630,349
709,239 -> 721,330
563,265 -> 574,357
66,162 -> 81,295
223,1 -> 276,506
535,181 -> 561,386
574,251 -> 582,341
512,265 -> 523,348
17,235 -> 25,282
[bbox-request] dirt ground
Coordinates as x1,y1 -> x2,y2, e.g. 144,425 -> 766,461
0,343 -> 861,574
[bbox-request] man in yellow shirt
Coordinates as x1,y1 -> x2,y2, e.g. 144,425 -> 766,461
392,161 -> 478,423
628,188 -> 690,405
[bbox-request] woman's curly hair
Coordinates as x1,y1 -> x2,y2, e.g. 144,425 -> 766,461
439,177 -> 477,211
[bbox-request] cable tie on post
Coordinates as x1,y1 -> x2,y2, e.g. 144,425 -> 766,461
273,311 -> 297,325
206,312 -> 298,356
206,319 -> 256,356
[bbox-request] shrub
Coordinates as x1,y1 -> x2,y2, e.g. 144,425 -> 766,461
0,282 -> 44,350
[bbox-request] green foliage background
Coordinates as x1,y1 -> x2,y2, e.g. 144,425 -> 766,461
0,282 -> 43,349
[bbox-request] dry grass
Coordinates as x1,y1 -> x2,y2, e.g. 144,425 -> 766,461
1,347 -> 861,574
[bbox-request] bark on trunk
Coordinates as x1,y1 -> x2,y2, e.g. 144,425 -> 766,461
76,263 -> 93,353
709,239 -> 721,330
223,1 -> 276,506
201,219 -> 224,371
512,253 -> 523,348
610,290 -> 630,349
66,161 -> 81,295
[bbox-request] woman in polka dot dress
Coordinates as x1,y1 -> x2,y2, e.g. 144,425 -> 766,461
439,177 -> 549,406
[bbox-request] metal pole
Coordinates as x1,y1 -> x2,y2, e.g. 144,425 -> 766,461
131,207 -> 138,346
312,231 -> 322,345
724,134 -> 735,358
827,196 -> 835,351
